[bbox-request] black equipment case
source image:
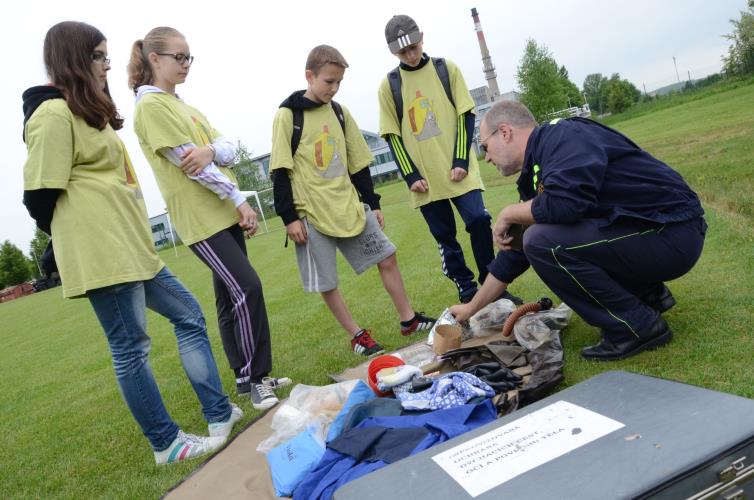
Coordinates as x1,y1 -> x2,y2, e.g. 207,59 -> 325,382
334,371 -> 754,499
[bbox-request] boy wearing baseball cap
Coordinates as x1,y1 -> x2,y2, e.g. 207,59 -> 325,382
379,15 -> 521,305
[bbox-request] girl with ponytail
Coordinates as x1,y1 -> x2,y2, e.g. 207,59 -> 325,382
22,21 -> 241,466
128,27 -> 285,411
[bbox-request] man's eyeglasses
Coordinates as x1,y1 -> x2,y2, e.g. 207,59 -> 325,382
479,128 -> 499,154
157,53 -> 194,66
91,53 -> 110,65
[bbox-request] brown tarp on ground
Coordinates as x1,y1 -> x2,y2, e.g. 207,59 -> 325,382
164,407 -> 279,500
165,332 -> 533,499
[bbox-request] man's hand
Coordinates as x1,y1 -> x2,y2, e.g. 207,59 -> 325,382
448,303 -> 475,323
286,219 -> 308,244
372,209 -> 385,230
179,146 -> 214,176
493,216 -> 515,250
236,201 -> 258,238
450,167 -> 467,182
410,179 -> 429,193
494,201 -> 535,250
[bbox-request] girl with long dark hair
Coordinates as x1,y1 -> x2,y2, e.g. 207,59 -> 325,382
22,21 -> 242,465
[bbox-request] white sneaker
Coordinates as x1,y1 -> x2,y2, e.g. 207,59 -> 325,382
154,430 -> 226,465
262,376 -> 292,390
250,382 -> 279,410
208,403 -> 243,438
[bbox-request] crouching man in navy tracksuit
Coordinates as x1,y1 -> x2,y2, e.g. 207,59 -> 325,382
449,100 -> 706,361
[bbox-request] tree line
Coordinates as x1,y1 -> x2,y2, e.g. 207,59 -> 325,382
516,1 -> 754,122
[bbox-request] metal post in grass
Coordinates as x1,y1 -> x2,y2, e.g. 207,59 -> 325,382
164,210 -> 179,257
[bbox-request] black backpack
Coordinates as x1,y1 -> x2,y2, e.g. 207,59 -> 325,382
290,101 -> 346,156
387,57 -> 455,123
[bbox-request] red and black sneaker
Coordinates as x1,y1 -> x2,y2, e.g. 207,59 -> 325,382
351,329 -> 384,356
400,312 -> 437,336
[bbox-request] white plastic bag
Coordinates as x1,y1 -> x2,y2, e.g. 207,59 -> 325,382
513,303 -> 573,350
427,308 -> 458,346
257,379 -> 358,453
468,298 -> 517,338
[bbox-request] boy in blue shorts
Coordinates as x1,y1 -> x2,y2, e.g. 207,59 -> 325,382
270,45 -> 435,356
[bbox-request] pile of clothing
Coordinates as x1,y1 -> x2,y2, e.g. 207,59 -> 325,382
261,301 -> 571,499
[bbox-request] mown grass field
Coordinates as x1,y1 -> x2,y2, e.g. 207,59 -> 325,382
2,80 -> 753,498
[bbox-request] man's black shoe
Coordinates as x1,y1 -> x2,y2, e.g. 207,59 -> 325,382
459,291 -> 478,304
638,285 -> 676,313
460,289 -> 524,305
581,318 -> 673,361
499,290 -> 524,305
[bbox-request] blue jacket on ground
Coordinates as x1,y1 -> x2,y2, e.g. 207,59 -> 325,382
293,400 -> 497,500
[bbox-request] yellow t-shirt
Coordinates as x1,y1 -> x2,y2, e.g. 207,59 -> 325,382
23,99 -> 163,298
269,102 -> 373,237
134,92 -> 239,245
378,58 -> 484,208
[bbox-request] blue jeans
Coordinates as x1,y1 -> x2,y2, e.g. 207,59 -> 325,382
419,189 -> 494,300
87,266 -> 231,451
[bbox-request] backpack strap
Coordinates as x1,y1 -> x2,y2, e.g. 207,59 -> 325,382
432,57 -> 455,109
388,58 -> 455,125
388,68 -> 403,123
290,108 -> 304,157
330,100 -> 346,136
290,101 -> 346,157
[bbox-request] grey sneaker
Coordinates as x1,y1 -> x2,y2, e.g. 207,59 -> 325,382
251,382 -> 278,410
208,404 -> 243,439
262,376 -> 292,390
154,430 -> 226,465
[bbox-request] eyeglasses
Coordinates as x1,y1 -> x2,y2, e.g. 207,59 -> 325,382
157,53 -> 194,66
91,53 -> 110,65
479,128 -> 499,154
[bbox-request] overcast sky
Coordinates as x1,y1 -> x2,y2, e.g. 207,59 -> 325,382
2,0 -> 744,252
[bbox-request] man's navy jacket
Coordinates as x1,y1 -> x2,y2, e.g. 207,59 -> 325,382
491,117 -> 704,284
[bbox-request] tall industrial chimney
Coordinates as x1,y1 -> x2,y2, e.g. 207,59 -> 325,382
471,7 -> 500,99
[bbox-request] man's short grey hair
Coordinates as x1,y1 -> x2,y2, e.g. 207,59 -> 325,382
483,100 -> 537,129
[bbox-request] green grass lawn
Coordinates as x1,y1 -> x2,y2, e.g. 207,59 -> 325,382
2,80 -> 754,498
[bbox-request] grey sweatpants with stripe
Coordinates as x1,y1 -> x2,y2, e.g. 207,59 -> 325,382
190,224 -> 272,381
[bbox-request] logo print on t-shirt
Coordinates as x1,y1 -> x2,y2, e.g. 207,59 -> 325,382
121,146 -> 143,199
408,90 -> 441,141
313,125 -> 346,179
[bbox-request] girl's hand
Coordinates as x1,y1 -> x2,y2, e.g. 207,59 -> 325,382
179,146 -> 214,176
237,202 -> 258,238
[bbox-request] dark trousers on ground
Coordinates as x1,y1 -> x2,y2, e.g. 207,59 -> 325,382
522,216 -> 706,342
419,189 -> 494,301
190,224 -> 272,381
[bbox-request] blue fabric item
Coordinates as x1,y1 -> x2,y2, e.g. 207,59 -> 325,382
267,427 -> 326,497
329,425 -> 429,463
293,400 -> 497,500
393,372 -> 495,411
341,398 -> 404,433
326,380 -> 375,443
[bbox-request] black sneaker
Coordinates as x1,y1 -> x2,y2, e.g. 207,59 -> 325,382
236,379 -> 251,396
250,382 -> 279,410
351,329 -> 384,356
400,312 -> 437,336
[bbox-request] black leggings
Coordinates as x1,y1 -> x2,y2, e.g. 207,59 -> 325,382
190,224 -> 272,380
